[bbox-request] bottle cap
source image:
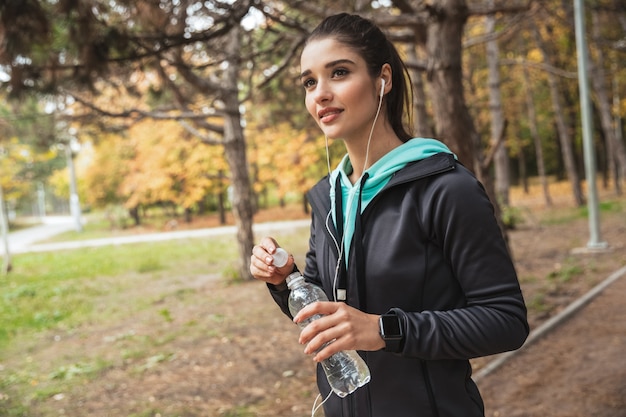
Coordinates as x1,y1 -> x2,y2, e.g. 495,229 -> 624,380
285,271 -> 304,288
272,247 -> 289,268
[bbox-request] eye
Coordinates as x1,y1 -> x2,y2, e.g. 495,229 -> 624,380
332,68 -> 350,78
302,77 -> 316,90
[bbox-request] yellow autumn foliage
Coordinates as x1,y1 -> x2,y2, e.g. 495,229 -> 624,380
82,119 -> 228,211
119,119 -> 224,209
248,122 -> 326,200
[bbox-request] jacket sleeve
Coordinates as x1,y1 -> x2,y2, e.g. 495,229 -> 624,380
266,211 -> 321,320
267,282 -> 292,319
398,164 -> 529,360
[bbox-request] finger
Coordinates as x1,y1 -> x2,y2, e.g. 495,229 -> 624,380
249,254 -> 278,281
259,236 -> 279,254
298,309 -> 347,348
311,338 -> 343,362
251,244 -> 274,266
303,324 -> 346,357
293,301 -> 337,324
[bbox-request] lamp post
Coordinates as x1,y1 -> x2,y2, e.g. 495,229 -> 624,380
65,138 -> 83,233
0,184 -> 11,274
573,0 -> 607,250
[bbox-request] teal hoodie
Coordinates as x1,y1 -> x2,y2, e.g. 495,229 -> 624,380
329,138 -> 455,263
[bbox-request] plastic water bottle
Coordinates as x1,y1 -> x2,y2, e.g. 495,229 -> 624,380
285,271 -> 371,398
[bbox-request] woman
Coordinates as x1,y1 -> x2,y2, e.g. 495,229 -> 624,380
250,13 -> 528,417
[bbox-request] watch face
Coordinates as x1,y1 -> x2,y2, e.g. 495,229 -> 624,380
381,314 -> 402,338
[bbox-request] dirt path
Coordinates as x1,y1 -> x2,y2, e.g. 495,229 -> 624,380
478,268 -> 626,417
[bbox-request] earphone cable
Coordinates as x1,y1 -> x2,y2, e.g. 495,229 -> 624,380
322,80 -> 385,302
362,82 -> 385,174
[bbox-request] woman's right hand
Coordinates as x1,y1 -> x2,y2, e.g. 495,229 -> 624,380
249,236 -> 294,287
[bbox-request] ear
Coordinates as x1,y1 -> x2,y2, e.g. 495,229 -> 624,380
379,63 -> 392,96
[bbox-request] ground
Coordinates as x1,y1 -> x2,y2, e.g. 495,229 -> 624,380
4,190 -> 626,417
473,204 -> 626,417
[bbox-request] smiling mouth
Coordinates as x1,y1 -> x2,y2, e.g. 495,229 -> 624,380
318,108 -> 343,122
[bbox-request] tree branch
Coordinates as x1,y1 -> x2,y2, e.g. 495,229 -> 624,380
463,9 -> 533,48
178,120 -> 224,145
481,119 -> 508,170
500,58 -> 577,79
255,35 -> 306,90
468,1 -> 531,16
174,59 -> 224,96
65,89 -> 227,132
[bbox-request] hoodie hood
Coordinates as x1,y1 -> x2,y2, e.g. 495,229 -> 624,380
329,138 -> 455,265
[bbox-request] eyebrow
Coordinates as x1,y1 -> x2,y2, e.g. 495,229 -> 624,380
300,58 -> 356,79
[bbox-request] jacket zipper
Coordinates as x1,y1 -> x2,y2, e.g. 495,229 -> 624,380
421,360 -> 441,417
306,154 -> 456,417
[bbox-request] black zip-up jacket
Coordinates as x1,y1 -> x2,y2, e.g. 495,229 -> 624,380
269,153 -> 529,417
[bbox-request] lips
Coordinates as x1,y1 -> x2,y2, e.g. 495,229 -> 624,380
318,107 -> 343,123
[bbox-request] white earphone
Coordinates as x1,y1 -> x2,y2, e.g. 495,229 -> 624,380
380,78 -> 385,96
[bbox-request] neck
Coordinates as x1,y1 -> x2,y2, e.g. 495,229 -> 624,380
345,123 -> 403,183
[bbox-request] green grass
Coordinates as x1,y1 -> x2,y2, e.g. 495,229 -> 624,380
547,257 -> 584,284
539,197 -> 624,226
0,222 -> 311,416
0,237 -> 239,351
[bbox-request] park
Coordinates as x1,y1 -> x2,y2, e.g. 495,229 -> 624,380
1,1 -> 625,416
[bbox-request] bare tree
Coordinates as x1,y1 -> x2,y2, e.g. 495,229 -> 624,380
485,1 -> 510,206
522,64 -> 553,207
0,185 -> 11,274
614,71 -> 625,193
532,20 -> 585,206
590,9 -> 626,193
406,44 -> 434,138
221,24 -> 256,279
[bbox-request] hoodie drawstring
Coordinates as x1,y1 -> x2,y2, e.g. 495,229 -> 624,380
354,173 -> 369,310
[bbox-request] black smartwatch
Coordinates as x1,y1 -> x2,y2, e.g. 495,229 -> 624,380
379,311 -> 403,352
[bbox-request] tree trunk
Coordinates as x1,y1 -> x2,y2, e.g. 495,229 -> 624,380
591,11 -> 626,194
223,24 -> 255,280
421,0 -> 506,241
217,170 -> 227,225
423,1 -> 475,169
533,23 -> 584,206
485,5 -> 510,206
0,185 -> 12,274
406,45 -> 433,138
129,206 -> 141,226
523,65 -> 553,206
517,143 -> 528,194
614,71 -> 625,194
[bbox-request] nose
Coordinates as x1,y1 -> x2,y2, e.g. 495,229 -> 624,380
312,81 -> 332,103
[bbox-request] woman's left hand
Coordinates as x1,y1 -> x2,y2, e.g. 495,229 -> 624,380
293,301 -> 386,362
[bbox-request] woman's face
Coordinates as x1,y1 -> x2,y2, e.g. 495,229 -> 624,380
300,37 -> 379,141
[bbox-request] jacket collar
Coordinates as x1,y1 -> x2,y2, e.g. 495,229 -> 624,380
307,152 -> 458,219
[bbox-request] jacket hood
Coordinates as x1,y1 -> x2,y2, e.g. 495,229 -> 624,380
329,138 -> 455,264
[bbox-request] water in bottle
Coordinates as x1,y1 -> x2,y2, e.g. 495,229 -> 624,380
286,271 -> 371,397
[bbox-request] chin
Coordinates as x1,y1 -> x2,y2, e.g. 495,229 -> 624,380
319,127 -> 342,140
